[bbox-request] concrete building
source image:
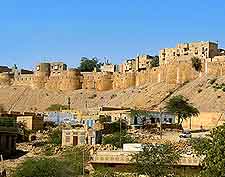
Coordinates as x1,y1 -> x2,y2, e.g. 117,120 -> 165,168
160,41 -> 219,65
135,54 -> 152,71
101,64 -> 116,73
99,107 -> 132,125
17,113 -> 44,130
62,127 -> 96,146
0,115 -> 17,158
124,59 -> 136,72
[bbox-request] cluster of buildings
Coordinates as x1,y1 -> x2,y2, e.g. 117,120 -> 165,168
1,40 -> 225,158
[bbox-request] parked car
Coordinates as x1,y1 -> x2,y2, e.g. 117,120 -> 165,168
179,130 -> 192,138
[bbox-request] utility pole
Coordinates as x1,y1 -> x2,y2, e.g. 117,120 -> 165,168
68,97 -> 71,110
120,117 -> 122,149
189,117 -> 192,130
82,150 -> 85,176
159,108 -> 163,139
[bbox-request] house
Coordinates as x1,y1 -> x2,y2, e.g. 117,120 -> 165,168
62,127 -> 96,146
17,113 -> 44,130
0,115 -> 17,157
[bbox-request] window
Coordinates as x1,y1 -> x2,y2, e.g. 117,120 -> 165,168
66,136 -> 70,143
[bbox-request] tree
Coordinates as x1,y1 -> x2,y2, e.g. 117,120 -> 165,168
13,146 -> 90,177
165,95 -> 199,124
132,144 -> 180,177
191,124 -> 225,177
191,57 -> 202,72
150,56 -> 159,68
102,120 -> 128,135
12,158 -> 73,177
103,132 -> 136,148
48,127 -> 62,145
78,57 -> 102,72
46,104 -> 69,111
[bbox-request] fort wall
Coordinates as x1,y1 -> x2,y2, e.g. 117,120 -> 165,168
2,58 -> 225,92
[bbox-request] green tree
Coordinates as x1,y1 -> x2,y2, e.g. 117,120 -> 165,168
103,132 -> 136,148
191,57 -> 202,72
12,158 -> 73,177
132,144 -> 180,177
48,127 -> 62,145
191,124 -> 225,177
62,146 -> 90,176
165,95 -> 199,124
78,57 -> 102,72
13,146 -> 90,177
150,56 -> 159,68
102,120 -> 128,134
46,104 -> 69,111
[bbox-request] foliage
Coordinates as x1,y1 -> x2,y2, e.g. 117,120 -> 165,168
46,104 -> 69,111
189,137 -> 211,156
103,132 -> 136,148
78,57 -> 102,72
191,57 -> 202,72
190,124 -> 225,177
93,167 -> 135,177
12,157 -> 72,177
98,115 -> 112,124
150,56 -> 159,68
132,143 -> 180,177
165,95 -> 199,124
61,146 -> 90,176
17,121 -> 33,142
48,127 -> 62,145
13,146 -> 90,177
102,120 -> 128,134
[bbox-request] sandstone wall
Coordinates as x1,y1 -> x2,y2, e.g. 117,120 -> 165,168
182,112 -> 225,130
96,72 -> 113,91
0,73 -> 12,86
113,72 -> 136,89
6,60 -> 225,92
60,69 -> 82,91
81,72 -> 97,90
14,74 -> 34,87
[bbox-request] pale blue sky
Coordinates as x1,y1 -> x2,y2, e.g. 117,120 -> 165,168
0,0 -> 225,69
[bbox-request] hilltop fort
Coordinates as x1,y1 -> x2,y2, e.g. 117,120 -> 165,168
0,41 -> 225,92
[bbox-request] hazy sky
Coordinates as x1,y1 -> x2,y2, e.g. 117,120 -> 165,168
0,0 -> 225,69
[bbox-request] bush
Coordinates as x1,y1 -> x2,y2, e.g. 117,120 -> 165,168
48,127 -> 62,145
103,132 -> 136,148
191,57 -> 202,72
46,104 -> 69,111
12,158 -> 72,177
13,146 -> 90,177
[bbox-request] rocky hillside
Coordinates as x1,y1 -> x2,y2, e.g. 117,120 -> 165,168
0,75 -> 225,113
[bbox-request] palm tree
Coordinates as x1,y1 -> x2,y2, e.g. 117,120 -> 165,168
165,95 -> 199,125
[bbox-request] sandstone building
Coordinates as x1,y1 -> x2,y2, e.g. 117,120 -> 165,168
159,41 -> 221,65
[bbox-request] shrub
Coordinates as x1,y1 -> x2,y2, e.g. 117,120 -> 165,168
191,57 -> 202,72
48,127 -> 62,145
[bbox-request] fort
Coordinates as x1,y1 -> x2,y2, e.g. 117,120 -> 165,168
0,41 -> 225,92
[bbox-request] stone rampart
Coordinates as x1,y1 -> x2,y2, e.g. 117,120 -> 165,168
4,59 -> 225,91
